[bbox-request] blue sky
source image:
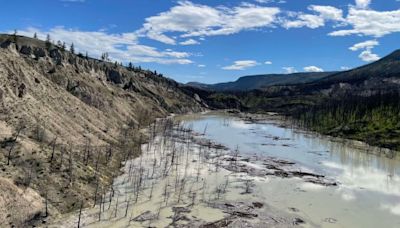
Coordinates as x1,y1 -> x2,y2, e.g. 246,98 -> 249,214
1,0 -> 399,83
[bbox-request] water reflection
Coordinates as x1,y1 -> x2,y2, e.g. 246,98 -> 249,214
182,113 -> 400,218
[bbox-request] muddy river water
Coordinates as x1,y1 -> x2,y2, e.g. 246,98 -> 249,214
180,113 -> 400,228
54,112 -> 400,228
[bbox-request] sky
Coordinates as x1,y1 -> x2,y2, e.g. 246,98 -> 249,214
1,0 -> 399,83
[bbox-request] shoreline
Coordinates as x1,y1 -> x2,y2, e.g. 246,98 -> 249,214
199,110 -> 400,159
49,117 -> 323,227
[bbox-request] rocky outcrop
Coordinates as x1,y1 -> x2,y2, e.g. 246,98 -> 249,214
107,69 -> 123,84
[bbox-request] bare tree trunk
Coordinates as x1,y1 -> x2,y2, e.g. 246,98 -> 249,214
49,136 -> 58,164
44,189 -> 49,217
78,201 -> 83,228
60,145 -> 65,170
7,126 -> 24,165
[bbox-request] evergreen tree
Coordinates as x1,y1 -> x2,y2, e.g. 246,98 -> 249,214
45,34 -> 52,50
33,32 -> 38,39
70,43 -> 75,54
61,42 -> 66,51
128,62 -> 133,70
101,52 -> 109,61
12,29 -> 18,43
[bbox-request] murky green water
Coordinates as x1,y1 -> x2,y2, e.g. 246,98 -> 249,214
181,113 -> 400,228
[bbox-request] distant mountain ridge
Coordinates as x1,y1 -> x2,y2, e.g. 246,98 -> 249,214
187,72 -> 336,91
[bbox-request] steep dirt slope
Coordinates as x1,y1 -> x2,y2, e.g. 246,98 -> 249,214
0,34 -> 204,226
0,34 -> 203,145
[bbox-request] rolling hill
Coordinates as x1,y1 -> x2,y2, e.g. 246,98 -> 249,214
187,72 -> 335,91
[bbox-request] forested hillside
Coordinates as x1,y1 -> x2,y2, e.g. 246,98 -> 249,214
183,50 -> 400,152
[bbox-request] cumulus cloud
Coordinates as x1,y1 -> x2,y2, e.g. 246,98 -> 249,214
282,5 -> 343,29
329,7 -> 400,37
282,67 -> 297,74
222,60 -> 258,70
355,0 -> 371,9
282,13 -> 325,29
308,5 -> 344,21
349,40 -> 379,51
197,64 -> 206,67
349,40 -> 380,62
264,61 -> 272,64
137,1 -> 280,44
15,27 -> 193,65
359,49 -> 380,62
304,66 -> 324,72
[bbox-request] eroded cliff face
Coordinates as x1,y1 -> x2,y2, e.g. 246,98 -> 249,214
0,34 -> 204,145
0,34 -> 204,226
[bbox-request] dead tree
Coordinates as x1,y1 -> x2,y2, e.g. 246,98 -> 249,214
93,178 -> 100,207
114,194 -> 119,218
124,195 -> 132,217
44,189 -> 49,217
244,179 -> 253,194
7,123 -> 25,165
49,136 -> 57,164
98,192 -> 102,221
68,148 -> 73,186
84,138 -> 91,166
60,145 -> 65,170
77,201 -> 83,228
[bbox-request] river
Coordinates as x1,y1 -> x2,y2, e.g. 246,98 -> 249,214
180,112 -> 400,228
53,112 -> 400,228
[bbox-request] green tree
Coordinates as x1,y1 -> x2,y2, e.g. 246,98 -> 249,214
12,29 -> 18,43
70,43 -> 75,54
45,34 -> 52,50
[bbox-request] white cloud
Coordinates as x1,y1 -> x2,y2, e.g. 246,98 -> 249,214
282,67 -> 297,74
355,0 -> 371,9
264,61 -> 272,64
222,60 -> 258,70
341,66 -> 351,70
359,49 -> 380,62
197,64 -> 206,67
282,5 -> 343,29
308,5 -> 344,21
282,13 -> 325,29
304,66 -> 324,72
329,7 -> 400,37
15,27 -> 193,65
138,1 -> 280,44
349,40 -> 380,62
349,40 -> 379,51
179,39 -> 200,45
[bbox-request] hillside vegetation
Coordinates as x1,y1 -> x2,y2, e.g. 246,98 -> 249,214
187,72 -> 334,91
184,50 -> 400,152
